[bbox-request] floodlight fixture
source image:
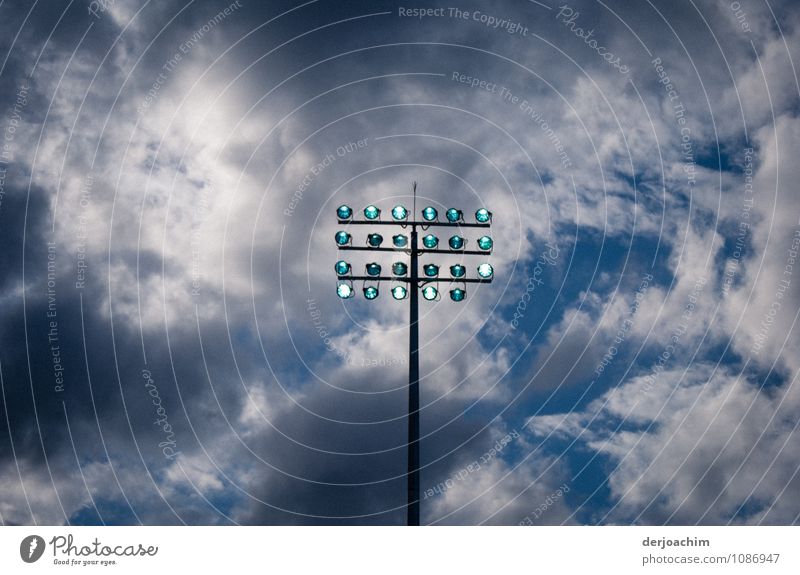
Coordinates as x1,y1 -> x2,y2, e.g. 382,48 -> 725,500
337,205 -> 353,220
475,208 -> 491,223
450,264 -> 466,278
335,260 -> 351,276
337,283 -> 354,299
422,285 -> 438,300
333,182 -> 497,528
391,285 -> 408,300
477,263 -> 494,279
335,231 -> 351,246
392,205 -> 408,220
422,234 -> 439,248
449,235 -> 465,250
450,288 -> 466,301
422,206 -> 438,221
445,208 -> 462,223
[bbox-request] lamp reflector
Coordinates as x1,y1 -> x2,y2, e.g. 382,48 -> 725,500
446,208 -> 462,223
335,231 -> 351,246
422,234 -> 439,248
392,205 -> 408,220
475,208 -> 491,223
337,283 -> 354,298
423,264 -> 439,277
448,235 -> 465,250
334,260 -> 350,275
391,286 -> 408,300
337,205 -> 352,220
477,235 -> 493,251
450,264 -> 466,278
422,206 -> 438,221
450,288 -> 466,302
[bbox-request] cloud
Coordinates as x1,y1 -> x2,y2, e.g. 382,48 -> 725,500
528,363 -> 800,524
425,426 -> 575,525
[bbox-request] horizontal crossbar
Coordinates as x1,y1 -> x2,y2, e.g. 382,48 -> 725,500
337,246 -> 491,256
338,276 -> 493,283
338,219 -> 490,228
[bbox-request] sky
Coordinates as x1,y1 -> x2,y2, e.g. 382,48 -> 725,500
0,0 -> 799,526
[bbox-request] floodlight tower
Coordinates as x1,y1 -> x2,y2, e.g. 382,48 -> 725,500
334,182 -> 493,525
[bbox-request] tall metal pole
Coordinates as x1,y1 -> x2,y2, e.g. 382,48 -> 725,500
335,182 -> 492,525
407,184 -> 420,526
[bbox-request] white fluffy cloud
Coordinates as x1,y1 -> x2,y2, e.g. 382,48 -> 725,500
529,363 -> 800,524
